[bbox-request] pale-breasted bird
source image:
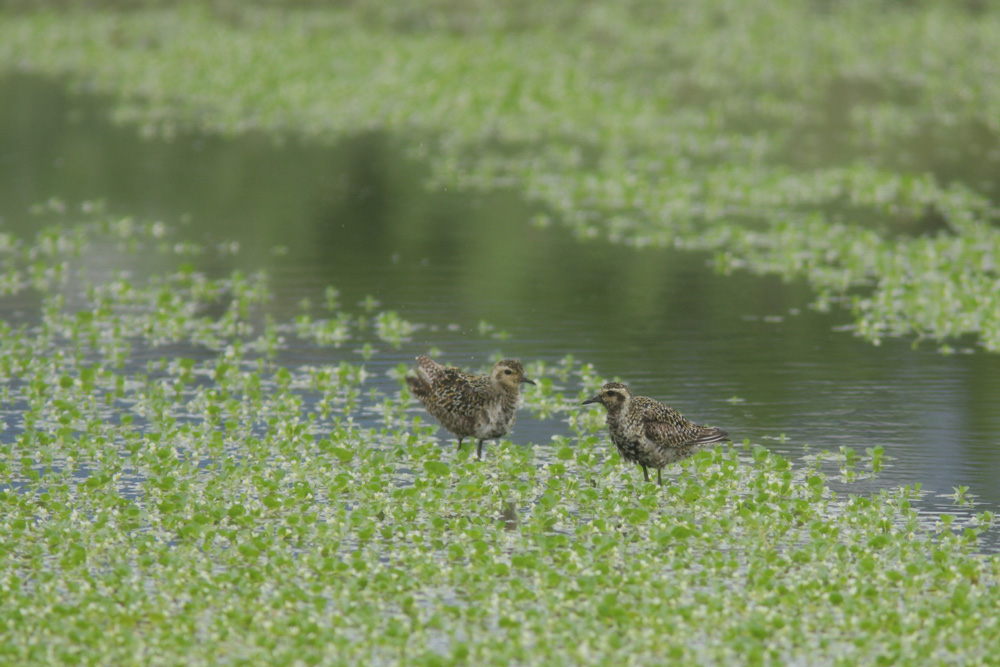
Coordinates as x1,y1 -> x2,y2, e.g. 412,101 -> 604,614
407,355 -> 535,459
582,381 -> 729,485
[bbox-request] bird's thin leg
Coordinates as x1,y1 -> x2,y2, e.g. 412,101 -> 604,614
657,468 -> 662,487
476,440 -> 484,460
641,465 -> 650,483
456,438 -> 464,452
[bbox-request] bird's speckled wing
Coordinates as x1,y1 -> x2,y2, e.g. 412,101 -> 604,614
410,359 -> 490,437
636,396 -> 728,448
415,356 -> 449,385
432,366 -> 490,415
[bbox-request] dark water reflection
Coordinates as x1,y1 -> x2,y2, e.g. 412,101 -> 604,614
2,73 -> 1000,520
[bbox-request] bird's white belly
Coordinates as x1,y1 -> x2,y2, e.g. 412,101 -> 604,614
476,402 -> 513,439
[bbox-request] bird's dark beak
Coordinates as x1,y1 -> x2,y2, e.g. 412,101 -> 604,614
521,377 -> 536,385
581,394 -> 601,405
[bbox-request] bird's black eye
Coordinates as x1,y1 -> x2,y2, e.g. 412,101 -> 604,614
606,391 -> 619,398
504,369 -> 512,375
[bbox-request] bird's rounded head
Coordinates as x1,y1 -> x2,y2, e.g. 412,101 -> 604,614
581,382 -> 632,412
492,359 -> 535,391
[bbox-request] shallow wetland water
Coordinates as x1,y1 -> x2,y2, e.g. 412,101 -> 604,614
4,73 -> 999,517
3,67 -> 1000,665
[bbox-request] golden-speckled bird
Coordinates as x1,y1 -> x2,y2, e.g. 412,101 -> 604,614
406,355 -> 535,459
582,381 -> 729,485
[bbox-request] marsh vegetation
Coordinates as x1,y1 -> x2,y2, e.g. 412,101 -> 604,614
3,1 -> 1000,664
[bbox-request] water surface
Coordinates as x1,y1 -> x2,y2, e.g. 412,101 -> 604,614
2,73 -> 999,519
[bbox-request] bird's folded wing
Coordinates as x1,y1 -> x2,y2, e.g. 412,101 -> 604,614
643,420 -> 688,447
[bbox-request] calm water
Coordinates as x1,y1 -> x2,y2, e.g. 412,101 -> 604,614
3,73 -> 1000,520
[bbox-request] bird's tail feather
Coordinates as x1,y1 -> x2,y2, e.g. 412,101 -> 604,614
405,373 -> 431,400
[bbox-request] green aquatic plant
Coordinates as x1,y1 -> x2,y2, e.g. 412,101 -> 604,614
0,212 -> 998,665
